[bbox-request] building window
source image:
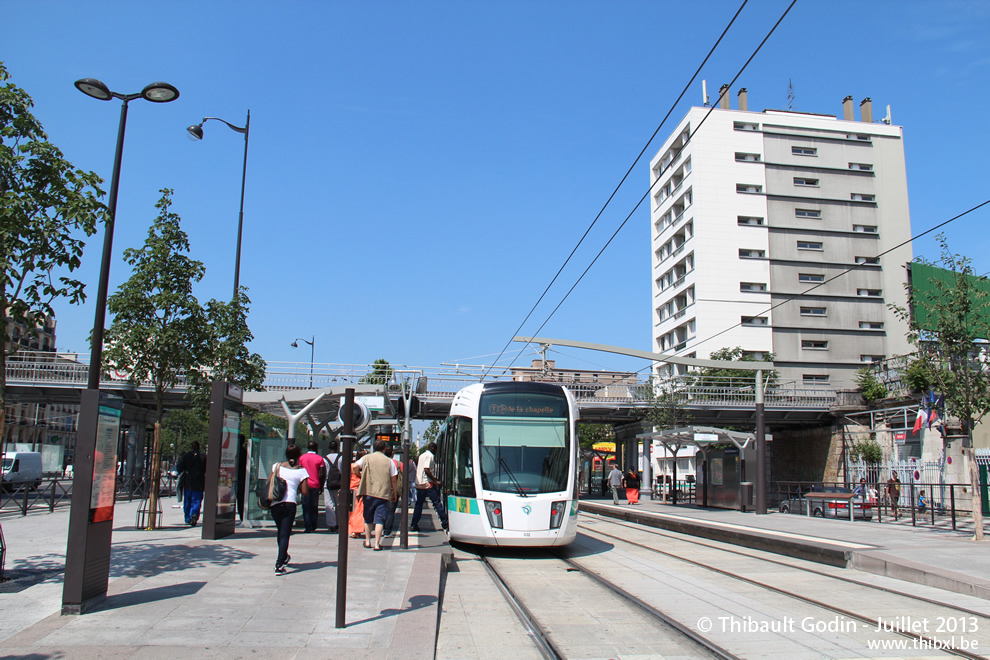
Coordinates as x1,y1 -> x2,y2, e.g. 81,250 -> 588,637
853,225 -> 878,233
741,316 -> 768,326
739,249 -> 766,259
740,282 -> 767,292
857,289 -> 882,297
795,208 -> 821,218
855,256 -> 880,265
848,134 -> 871,142
737,216 -> 764,226
851,193 -> 876,202
800,306 -> 827,316
734,121 -> 760,131
799,273 -> 825,283
859,321 -> 884,330
737,183 -> 762,194
860,355 -> 885,363
801,340 -> 829,350
792,146 -> 817,156
849,162 -> 873,171
793,177 -> 820,187
797,241 -> 823,251
735,152 -> 761,162
803,374 -> 830,385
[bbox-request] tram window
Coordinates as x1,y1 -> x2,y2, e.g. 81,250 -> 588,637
449,416 -> 475,497
478,391 -> 571,494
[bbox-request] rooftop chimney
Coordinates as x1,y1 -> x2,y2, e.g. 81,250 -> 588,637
842,95 -> 854,121
737,88 -> 748,112
719,84 -> 730,109
860,97 -> 873,123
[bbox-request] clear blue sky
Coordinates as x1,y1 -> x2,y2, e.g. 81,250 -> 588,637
6,1 -> 990,377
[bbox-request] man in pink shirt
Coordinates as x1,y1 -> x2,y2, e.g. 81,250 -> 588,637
299,441 -> 325,532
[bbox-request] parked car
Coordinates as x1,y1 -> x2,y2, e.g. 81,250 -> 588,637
779,486 -> 873,520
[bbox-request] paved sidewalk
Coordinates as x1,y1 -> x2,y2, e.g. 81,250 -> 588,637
0,497 -> 448,659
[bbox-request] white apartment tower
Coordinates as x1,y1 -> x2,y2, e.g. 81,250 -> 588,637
649,88 -> 912,388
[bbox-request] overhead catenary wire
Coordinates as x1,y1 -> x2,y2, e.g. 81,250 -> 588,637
496,0 -> 798,378
481,0 -> 752,381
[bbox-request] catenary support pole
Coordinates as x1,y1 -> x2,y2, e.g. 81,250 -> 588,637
335,389 -> 355,629
755,369 -> 767,514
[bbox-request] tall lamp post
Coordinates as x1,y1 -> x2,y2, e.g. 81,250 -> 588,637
74,78 -> 180,389
291,336 -> 315,388
186,111 -> 250,301
64,78 -> 179,615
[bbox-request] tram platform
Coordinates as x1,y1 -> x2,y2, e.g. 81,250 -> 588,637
580,495 -> 990,601
0,497 -> 450,658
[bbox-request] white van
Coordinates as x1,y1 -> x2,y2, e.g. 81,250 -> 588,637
2,452 -> 43,490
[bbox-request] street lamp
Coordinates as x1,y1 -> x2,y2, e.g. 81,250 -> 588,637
186,112 -> 250,302
291,336 -> 315,388
74,78 -> 180,390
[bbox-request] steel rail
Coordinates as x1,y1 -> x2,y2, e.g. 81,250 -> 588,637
577,518 -> 987,659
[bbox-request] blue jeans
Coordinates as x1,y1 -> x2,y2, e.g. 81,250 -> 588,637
183,489 -> 204,524
411,485 -> 448,528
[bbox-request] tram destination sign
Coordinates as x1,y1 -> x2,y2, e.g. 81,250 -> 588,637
482,393 -> 567,418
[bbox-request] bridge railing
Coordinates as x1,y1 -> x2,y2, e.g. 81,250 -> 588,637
6,354 -> 837,409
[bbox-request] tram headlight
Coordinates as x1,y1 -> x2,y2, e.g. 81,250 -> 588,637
484,500 -> 503,529
549,500 -> 567,529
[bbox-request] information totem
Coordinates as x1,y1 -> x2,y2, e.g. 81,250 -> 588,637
203,381 -> 243,540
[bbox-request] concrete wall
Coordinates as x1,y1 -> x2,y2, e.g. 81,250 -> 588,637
771,422 -> 836,482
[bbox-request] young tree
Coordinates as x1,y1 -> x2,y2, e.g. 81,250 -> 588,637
102,189 -> 210,426
0,63 -> 106,444
186,289 -> 267,412
578,423 -> 615,450
893,236 -> 989,540
361,358 -> 392,384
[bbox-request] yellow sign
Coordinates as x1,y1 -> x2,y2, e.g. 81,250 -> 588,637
592,442 -> 616,451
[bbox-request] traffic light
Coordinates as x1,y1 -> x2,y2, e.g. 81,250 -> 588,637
338,400 -> 371,433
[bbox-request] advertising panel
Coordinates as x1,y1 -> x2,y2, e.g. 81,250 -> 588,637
90,405 -> 121,523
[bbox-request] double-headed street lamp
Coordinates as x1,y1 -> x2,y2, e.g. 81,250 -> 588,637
186,111 -> 250,302
73,78 -> 180,390
291,336 -> 315,388
66,77 -> 179,615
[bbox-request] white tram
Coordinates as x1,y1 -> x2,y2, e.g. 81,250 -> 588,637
435,381 -> 580,546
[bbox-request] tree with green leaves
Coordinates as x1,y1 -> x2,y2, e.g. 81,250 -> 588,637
102,189 -> 210,427
160,408 -> 209,465
422,419 -> 442,445
360,358 -> 392,384
892,235 -> 988,540
855,367 -> 888,403
578,423 -> 615,450
690,347 -> 778,390
186,289 -> 267,412
0,62 -> 106,445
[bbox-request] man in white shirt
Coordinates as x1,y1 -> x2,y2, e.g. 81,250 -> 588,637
411,442 -> 448,532
608,464 -> 624,505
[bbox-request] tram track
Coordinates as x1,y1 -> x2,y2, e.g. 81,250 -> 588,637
574,514 -> 990,659
476,548 -> 737,660
580,513 -> 990,619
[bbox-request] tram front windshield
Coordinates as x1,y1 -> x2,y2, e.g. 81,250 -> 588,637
478,391 -> 570,495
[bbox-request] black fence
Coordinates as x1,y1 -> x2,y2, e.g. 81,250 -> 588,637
0,472 -> 178,517
773,480 -> 975,531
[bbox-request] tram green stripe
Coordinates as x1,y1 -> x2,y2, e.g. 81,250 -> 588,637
448,495 -> 479,515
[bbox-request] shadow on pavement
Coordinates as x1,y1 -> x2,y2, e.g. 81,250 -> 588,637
97,580 -> 207,610
347,594 -> 437,626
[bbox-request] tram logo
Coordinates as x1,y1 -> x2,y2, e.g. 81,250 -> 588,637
522,505 -> 532,515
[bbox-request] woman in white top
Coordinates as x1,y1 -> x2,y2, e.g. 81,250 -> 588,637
271,444 -> 309,574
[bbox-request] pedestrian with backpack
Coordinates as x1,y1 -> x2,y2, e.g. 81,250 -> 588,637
324,439 -> 342,533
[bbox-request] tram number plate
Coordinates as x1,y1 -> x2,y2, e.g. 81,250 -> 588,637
523,533 -> 530,537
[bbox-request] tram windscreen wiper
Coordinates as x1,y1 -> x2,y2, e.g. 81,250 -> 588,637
498,454 -> 528,497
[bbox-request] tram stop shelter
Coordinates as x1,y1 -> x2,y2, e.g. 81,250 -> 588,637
637,425 -> 764,511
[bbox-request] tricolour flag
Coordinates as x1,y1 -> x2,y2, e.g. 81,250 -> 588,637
913,407 -> 927,433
